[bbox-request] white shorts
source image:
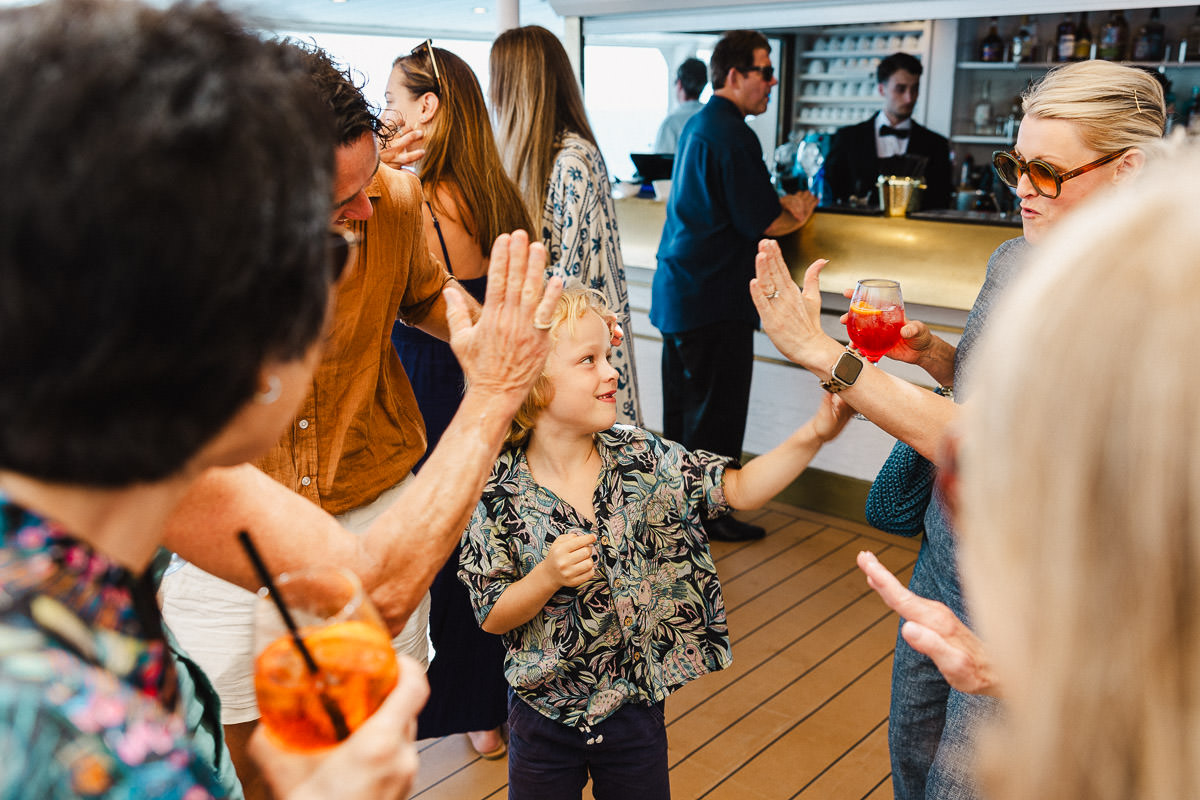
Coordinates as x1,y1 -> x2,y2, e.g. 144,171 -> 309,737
160,476 -> 433,725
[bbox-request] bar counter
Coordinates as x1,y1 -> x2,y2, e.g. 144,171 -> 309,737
614,195 -> 1021,312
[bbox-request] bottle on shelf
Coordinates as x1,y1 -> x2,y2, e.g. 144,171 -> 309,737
1074,12 -> 1094,61
980,17 -> 1004,62
1132,8 -> 1166,62
1188,86 -> 1200,131
1186,7 -> 1200,62
1056,14 -> 1077,63
973,80 -> 993,135
1098,10 -> 1130,61
1011,15 -> 1034,63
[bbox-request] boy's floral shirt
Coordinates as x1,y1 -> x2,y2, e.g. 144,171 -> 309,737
459,425 -> 733,729
0,494 -> 221,798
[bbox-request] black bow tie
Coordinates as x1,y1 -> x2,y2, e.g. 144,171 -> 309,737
880,125 -> 910,139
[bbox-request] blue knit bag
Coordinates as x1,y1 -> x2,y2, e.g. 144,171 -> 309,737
864,439 -> 935,537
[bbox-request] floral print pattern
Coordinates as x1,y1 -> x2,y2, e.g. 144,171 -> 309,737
0,495 -> 222,798
459,426 -> 732,729
543,133 -> 642,426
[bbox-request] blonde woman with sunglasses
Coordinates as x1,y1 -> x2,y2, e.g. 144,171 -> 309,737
751,60 -> 1164,800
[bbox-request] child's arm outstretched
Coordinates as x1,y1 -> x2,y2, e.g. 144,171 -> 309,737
722,392 -> 852,510
481,532 -> 598,635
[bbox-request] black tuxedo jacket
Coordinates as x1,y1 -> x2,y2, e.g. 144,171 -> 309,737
824,113 -> 952,210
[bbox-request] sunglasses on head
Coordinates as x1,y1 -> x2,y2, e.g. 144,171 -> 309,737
743,64 -> 775,82
328,225 -> 359,285
991,148 -> 1127,199
411,38 -> 443,95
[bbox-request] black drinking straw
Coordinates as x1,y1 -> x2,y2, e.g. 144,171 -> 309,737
237,530 -> 351,742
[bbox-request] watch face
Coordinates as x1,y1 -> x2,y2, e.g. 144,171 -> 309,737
833,351 -> 865,385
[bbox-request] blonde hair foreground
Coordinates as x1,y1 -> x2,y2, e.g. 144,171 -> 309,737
961,138 -> 1200,800
505,282 -> 610,448
1023,60 -> 1166,156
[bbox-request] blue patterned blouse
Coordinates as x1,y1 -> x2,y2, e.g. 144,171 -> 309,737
458,425 -> 733,729
543,133 -> 642,427
0,494 -> 223,798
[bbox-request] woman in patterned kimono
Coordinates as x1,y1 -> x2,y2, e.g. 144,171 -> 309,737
490,25 -> 642,426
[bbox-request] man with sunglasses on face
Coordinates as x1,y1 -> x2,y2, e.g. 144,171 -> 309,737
158,43 -> 564,800
824,52 -> 952,210
651,29 -> 816,543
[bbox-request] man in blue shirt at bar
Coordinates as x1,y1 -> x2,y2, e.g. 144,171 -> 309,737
651,29 -> 816,542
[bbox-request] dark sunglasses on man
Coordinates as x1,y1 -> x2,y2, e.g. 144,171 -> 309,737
991,148 -> 1127,199
743,64 -> 775,82
328,226 -> 359,284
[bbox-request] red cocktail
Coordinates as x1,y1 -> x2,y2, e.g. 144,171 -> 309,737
847,280 -> 905,363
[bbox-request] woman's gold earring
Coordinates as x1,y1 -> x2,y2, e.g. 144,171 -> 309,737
255,375 -> 282,405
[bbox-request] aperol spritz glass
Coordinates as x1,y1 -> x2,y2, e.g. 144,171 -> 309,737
847,279 -> 905,363
253,567 -> 398,752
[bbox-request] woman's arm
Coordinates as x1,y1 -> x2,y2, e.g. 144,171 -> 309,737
751,240 -> 959,461
481,532 -> 596,634
722,393 -> 852,510
857,551 -> 1000,696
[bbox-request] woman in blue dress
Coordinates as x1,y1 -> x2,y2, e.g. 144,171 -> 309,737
381,43 -> 532,759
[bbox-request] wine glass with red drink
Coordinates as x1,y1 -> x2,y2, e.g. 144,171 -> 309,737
847,279 -> 905,363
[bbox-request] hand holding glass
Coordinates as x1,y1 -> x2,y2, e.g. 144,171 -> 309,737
847,279 -> 905,363
254,567 -> 398,751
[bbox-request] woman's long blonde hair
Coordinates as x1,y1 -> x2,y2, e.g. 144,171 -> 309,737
489,25 -> 598,224
505,282 -> 610,449
961,140 -> 1200,800
391,45 -> 530,253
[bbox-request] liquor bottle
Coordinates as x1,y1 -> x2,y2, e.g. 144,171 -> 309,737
980,17 -> 1004,62
973,80 -> 993,135
1011,15 -> 1033,63
1132,8 -> 1166,62
1056,14 -> 1077,62
1074,12 -> 1094,60
1186,7 -> 1200,62
1098,10 -> 1130,61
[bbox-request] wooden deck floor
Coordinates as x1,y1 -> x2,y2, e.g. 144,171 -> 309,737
409,502 -> 920,800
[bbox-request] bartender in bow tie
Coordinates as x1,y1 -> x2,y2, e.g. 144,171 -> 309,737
824,52 -> 951,209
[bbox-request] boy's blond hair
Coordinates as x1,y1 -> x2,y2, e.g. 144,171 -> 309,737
505,281 -> 610,448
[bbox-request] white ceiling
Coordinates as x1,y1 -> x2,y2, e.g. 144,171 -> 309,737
212,0 -> 564,39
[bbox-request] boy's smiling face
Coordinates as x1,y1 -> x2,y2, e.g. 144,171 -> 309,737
540,309 -> 620,435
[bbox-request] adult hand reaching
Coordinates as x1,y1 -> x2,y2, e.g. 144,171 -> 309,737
749,239 -> 842,372
250,654 -> 430,800
444,230 -> 563,411
379,126 -> 425,170
857,551 -> 1000,697
779,190 -> 818,227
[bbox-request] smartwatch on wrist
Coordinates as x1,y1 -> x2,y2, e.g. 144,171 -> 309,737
821,347 -> 865,393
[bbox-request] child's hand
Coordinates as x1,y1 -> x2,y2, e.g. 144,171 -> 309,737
811,392 -> 853,443
542,532 -> 597,588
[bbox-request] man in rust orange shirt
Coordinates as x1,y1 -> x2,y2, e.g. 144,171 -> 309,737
158,45 -> 561,798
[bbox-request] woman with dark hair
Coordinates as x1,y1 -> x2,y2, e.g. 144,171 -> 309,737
0,0 -> 426,796
380,43 -> 528,760
490,25 -> 642,426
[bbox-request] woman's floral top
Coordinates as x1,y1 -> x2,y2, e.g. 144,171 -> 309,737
0,494 -> 221,798
459,425 -> 733,729
543,132 -> 642,427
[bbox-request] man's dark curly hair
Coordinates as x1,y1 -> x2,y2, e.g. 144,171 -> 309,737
287,40 -> 384,146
